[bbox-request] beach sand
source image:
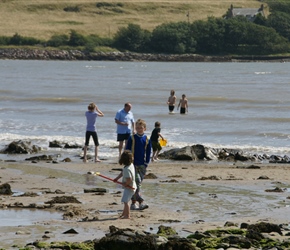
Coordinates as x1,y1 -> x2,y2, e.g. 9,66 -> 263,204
0,160 -> 290,248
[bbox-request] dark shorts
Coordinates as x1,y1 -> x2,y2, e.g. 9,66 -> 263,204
180,107 -> 186,114
85,131 -> 99,146
152,141 -> 162,151
169,105 -> 174,112
117,133 -> 130,142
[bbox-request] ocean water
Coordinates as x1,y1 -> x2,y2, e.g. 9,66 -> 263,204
1,59 -> 290,161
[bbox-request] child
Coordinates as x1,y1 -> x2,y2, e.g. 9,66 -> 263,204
177,94 -> 188,114
114,150 -> 137,219
83,102 -> 104,163
150,121 -> 164,162
126,119 -> 151,210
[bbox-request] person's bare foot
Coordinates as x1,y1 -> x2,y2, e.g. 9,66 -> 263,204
95,158 -> 101,162
83,159 -> 88,163
119,216 -> 130,219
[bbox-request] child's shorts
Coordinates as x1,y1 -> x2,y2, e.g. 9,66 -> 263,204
152,141 -> 162,151
121,188 -> 135,203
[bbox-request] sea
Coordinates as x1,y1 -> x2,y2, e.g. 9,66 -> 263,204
1,59 -> 290,162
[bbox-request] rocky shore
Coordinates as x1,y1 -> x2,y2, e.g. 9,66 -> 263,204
1,158 -> 290,250
2,140 -> 290,164
1,48 -> 290,62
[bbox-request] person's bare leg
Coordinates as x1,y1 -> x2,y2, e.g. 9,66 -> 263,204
83,145 -> 88,163
95,146 -> 101,162
118,141 -> 123,159
155,150 -> 160,160
121,202 -> 130,219
152,151 -> 156,161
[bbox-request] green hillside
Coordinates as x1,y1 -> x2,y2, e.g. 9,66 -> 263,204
0,0 -> 268,40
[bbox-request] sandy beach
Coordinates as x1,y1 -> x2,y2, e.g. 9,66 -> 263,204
1,159 -> 290,249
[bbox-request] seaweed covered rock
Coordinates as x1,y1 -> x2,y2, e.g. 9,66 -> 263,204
1,140 -> 41,154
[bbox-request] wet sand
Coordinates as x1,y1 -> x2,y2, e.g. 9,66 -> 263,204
1,160 -> 290,248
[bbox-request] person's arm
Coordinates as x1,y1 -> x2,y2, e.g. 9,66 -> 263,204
177,99 -> 181,110
96,106 -> 104,117
131,120 -> 135,134
185,100 -> 188,113
114,172 -> 123,182
126,136 -> 132,151
158,132 -> 164,140
124,177 -> 132,187
145,139 -> 152,165
115,118 -> 128,126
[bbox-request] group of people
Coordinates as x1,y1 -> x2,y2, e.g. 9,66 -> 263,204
83,91 -> 188,218
83,102 -> 165,219
167,89 -> 188,114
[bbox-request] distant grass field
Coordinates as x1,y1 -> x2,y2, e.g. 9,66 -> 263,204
0,0 -> 268,40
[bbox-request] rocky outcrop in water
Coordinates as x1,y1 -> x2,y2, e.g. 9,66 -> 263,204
1,140 -> 42,154
160,144 -> 290,163
1,140 -> 289,163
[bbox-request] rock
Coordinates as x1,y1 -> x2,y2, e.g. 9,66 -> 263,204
44,196 -> 81,204
95,226 -> 157,250
170,146 -> 195,160
157,225 -> 177,236
62,157 -> 72,162
224,221 -> 238,227
64,142 -> 82,149
25,154 -> 59,161
63,228 -> 78,234
145,173 -> 158,179
247,222 -> 283,235
1,140 -> 41,154
49,140 -> 63,148
16,231 -> 30,235
198,175 -> 221,180
160,144 -> 261,162
265,187 -> 285,192
0,183 -> 13,195
192,144 -> 207,160
84,188 -> 107,193
257,175 -> 269,180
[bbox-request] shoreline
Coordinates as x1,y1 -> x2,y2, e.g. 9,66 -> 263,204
1,48 -> 290,62
1,160 -> 290,248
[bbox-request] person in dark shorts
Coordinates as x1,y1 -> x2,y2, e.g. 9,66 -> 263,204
115,103 -> 135,159
83,102 -> 104,163
167,90 -> 176,113
177,94 -> 188,114
150,121 -> 164,162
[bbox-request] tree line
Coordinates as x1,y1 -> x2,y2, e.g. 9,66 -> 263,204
1,0 -> 289,55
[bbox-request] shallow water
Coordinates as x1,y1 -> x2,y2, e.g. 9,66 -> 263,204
2,162 -> 290,230
86,170 -> 290,224
143,180 -> 290,223
0,209 -> 62,227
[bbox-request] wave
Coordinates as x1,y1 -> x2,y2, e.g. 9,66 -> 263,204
257,117 -> 290,123
28,97 -> 83,103
254,71 -> 272,75
189,96 -> 282,105
1,132 -> 289,160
